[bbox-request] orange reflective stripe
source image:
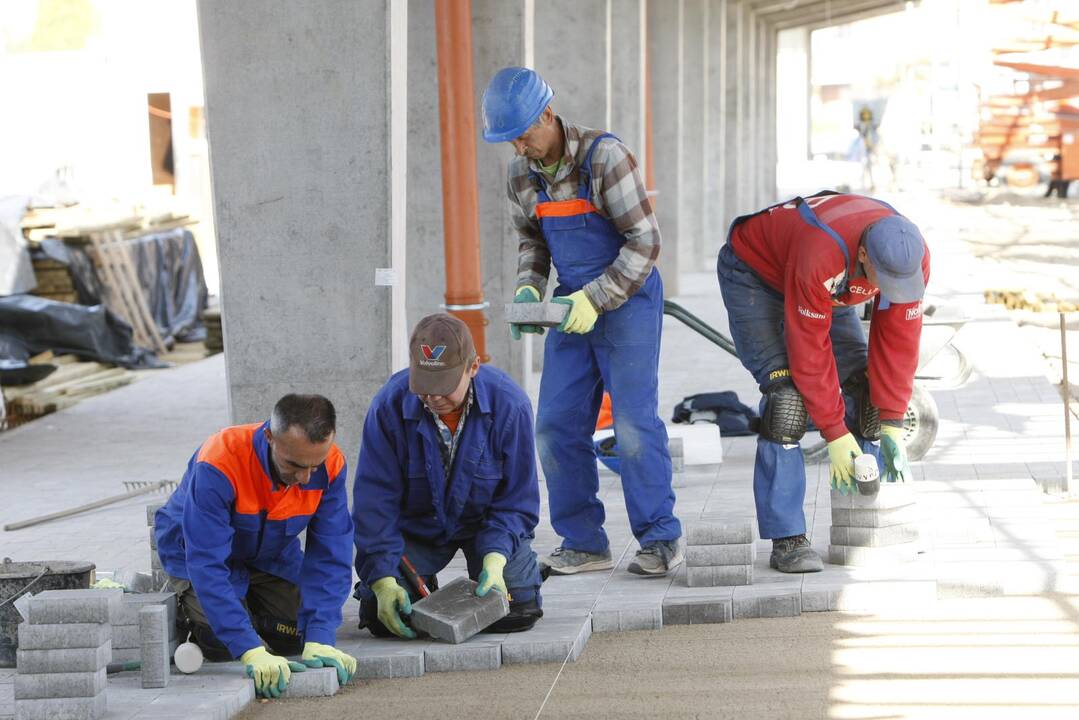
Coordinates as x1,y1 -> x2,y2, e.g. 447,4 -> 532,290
535,198 -> 597,218
324,445 -> 346,484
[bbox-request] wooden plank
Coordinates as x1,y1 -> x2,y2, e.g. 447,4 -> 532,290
108,230 -> 166,353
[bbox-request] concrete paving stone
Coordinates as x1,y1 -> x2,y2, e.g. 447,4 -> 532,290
829,484 -> 917,510
15,644 -> 111,674
661,595 -> 733,625
591,605 -> 663,633
281,667 -> 338,697
150,552 -> 162,571
354,649 -> 425,679
828,542 -> 919,567
25,590 -> 122,626
113,593 -> 177,628
423,643 -> 501,672
13,669 -> 106,700
829,522 -> 920,548
830,504 -> 920,528
14,692 -> 105,720
732,585 -> 801,619
16,624 -> 109,652
145,503 -> 164,527
503,301 -> 567,327
110,626 -> 139,649
685,565 -> 753,587
500,617 -> 591,665
409,577 -> 509,644
148,528 -> 156,552
685,519 -> 754,546
685,543 -> 755,566
139,606 -> 169,689
804,580 -> 937,612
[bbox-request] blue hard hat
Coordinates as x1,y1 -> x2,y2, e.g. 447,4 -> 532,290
481,67 -> 553,143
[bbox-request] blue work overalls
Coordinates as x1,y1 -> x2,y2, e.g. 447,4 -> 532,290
716,193 -> 888,539
533,133 -> 681,553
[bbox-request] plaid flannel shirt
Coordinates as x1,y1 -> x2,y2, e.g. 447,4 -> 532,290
506,118 -> 661,312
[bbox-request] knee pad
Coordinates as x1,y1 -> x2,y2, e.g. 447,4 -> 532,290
843,371 -> 880,440
759,375 -> 808,444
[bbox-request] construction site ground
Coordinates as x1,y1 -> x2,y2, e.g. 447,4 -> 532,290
2,188 -> 1078,720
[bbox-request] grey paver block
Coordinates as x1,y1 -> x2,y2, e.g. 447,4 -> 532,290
733,586 -> 801,619
409,577 -> 508,644
281,668 -> 338,697
355,651 -> 425,679
661,596 -> 733,625
139,606 -> 169,689
423,644 -> 501,672
829,484 -> 917,510
830,504 -> 920,528
686,565 -> 753,587
14,692 -> 105,720
13,669 -> 106,700
686,543 -> 755,567
500,617 -> 591,665
146,502 -> 164,527
113,592 -> 176,627
828,542 -> 918,567
16,625 -> 109,652
591,605 -> 662,633
829,522 -> 920,547
503,301 -> 568,327
685,520 -> 754,546
150,551 -> 162,571
15,644 -> 111,674
669,437 -> 684,474
110,626 -> 139,650
25,590 -> 121,626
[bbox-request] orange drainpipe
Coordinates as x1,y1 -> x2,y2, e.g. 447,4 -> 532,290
435,0 -> 489,362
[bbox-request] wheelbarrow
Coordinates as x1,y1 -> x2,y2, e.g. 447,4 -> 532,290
662,299 -> 969,462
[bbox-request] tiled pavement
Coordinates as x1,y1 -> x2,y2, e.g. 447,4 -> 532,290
1,201 -> 1073,717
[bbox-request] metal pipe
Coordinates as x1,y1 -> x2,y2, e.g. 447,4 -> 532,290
435,0 -> 489,362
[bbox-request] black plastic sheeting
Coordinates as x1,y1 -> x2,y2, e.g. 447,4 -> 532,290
0,295 -> 166,369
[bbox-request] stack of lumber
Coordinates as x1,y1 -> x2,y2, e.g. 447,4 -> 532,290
29,257 -> 78,304
2,353 -> 135,427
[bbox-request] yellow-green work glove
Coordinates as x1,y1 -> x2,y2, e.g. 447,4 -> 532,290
371,576 -> 416,639
510,285 -> 545,340
301,642 -> 357,687
879,424 -> 910,483
552,290 -> 599,334
827,432 -> 863,496
476,552 -> 508,598
241,646 -> 306,699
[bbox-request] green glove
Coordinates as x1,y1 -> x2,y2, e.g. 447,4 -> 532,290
510,285 -> 545,340
241,646 -> 306,699
552,290 -> 599,334
301,641 -> 357,687
827,432 -> 863,496
476,552 -> 508,598
371,576 -> 416,639
879,424 -> 910,483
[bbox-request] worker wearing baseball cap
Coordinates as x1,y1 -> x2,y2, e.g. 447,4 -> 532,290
480,67 -> 683,578
352,313 -> 544,638
716,192 -> 930,573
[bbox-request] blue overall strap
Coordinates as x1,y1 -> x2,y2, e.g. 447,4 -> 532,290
576,133 -> 621,199
529,170 -> 553,203
795,197 -> 851,298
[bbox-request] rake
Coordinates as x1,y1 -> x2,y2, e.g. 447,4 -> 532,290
3,479 -> 179,532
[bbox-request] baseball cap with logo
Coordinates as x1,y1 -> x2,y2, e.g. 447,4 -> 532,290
864,215 -> 926,304
408,313 -> 476,396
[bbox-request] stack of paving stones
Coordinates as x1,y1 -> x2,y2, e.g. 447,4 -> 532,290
110,593 -> 177,665
685,519 -> 756,587
146,503 -> 168,591
15,589 -> 121,720
137,606 -> 169,689
829,483 -> 920,566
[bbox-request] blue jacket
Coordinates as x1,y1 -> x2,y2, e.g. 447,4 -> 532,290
353,365 -> 540,585
155,422 -> 354,657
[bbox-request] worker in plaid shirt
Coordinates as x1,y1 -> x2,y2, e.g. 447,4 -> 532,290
481,67 -> 683,577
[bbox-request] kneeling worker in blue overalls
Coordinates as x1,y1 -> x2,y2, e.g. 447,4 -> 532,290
155,394 -> 357,698
717,192 -> 930,572
481,67 -> 683,577
353,313 -> 544,637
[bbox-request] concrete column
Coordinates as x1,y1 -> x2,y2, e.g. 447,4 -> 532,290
721,0 -> 745,229
472,0 -> 534,389
534,0 -> 607,129
608,0 -> 646,158
679,0 -> 707,272
705,0 -> 727,262
760,19 -> 778,206
648,0 -> 682,297
197,0 -> 404,455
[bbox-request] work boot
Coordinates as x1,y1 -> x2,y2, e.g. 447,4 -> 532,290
483,600 -> 543,633
770,534 -> 823,573
540,547 -> 614,576
627,539 -> 684,576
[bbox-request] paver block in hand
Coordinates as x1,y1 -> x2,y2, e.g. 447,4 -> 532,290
409,577 -> 509,644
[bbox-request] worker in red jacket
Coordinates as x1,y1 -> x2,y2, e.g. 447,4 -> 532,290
717,192 -> 930,572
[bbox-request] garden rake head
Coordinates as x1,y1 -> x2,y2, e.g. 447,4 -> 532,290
122,479 -> 179,493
